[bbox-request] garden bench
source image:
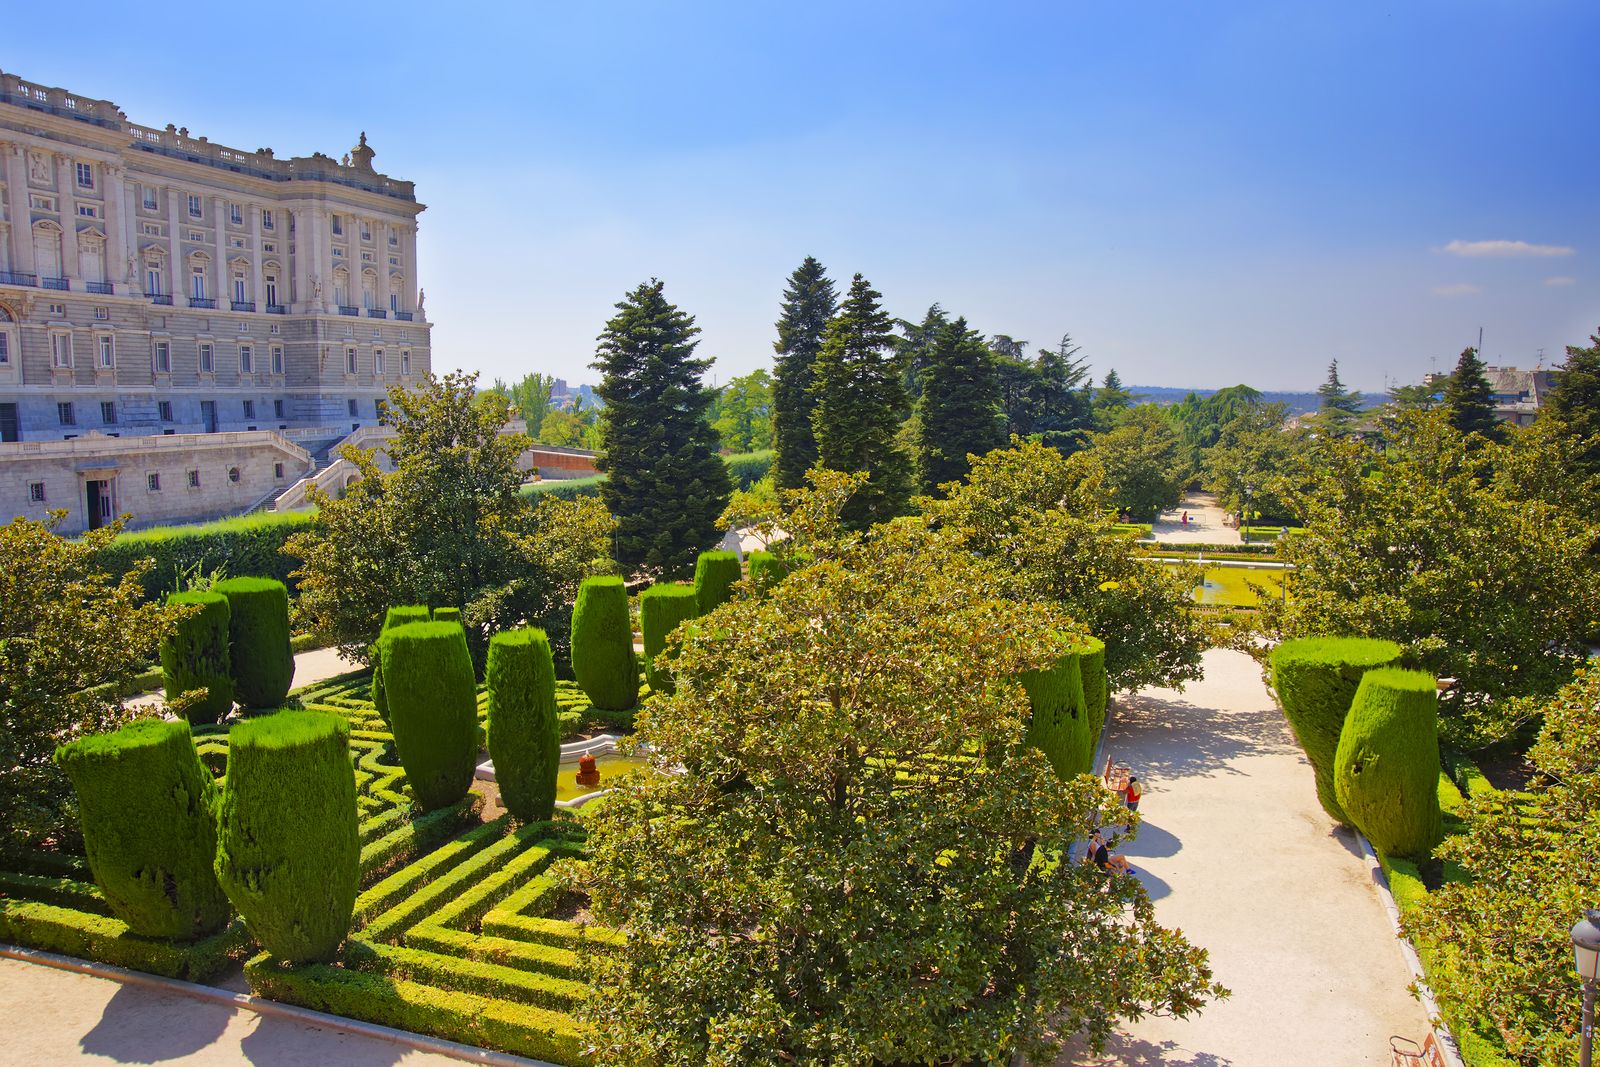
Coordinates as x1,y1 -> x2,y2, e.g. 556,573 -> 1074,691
1389,1033 -> 1446,1067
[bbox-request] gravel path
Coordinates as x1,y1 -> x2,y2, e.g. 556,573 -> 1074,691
1059,648 -> 1432,1066
1151,492 -> 1238,545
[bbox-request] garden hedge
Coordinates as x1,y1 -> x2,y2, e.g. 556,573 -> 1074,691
486,628 -> 561,822
161,591 -> 234,723
1076,635 -> 1108,741
372,605 -> 431,727
1019,651 -> 1095,780
379,621 -> 479,811
54,719 -> 231,940
93,511 -> 312,602
1333,667 -> 1443,858
640,583 -> 699,695
431,606 -> 461,623
692,550 -> 742,615
569,576 -> 637,711
213,577 -> 295,709
1269,636 -> 1402,824
724,449 -> 774,490
215,711 -> 359,963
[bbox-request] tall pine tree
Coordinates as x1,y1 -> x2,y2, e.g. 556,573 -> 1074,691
917,316 -> 1005,495
771,257 -> 838,490
896,304 -> 949,403
1545,330 -> 1600,476
1093,369 -> 1133,430
1443,346 -> 1501,441
1316,359 -> 1362,433
1029,334 -> 1095,454
593,279 -> 731,577
812,273 -> 913,527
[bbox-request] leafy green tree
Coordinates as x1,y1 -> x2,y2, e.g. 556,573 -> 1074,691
1202,402 -> 1305,518
1386,381 -> 1439,413
1085,404 -> 1188,521
582,481 -> 1224,1066
537,405 -> 603,451
1442,346 -> 1502,441
593,279 -> 732,576
1261,410 -> 1600,746
812,273 -> 914,527
921,439 -> 1209,693
485,373 -> 556,440
1169,384 -> 1264,469
1315,359 -> 1363,434
708,368 -> 773,453
771,257 -> 838,489
916,316 -> 1005,494
1029,334 -> 1096,453
1542,329 -> 1600,477
1406,666 -> 1600,1066
287,371 -> 617,667
1093,368 -> 1134,429
0,514 -> 177,856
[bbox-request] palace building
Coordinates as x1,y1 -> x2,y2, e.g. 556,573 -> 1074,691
0,68 -> 433,532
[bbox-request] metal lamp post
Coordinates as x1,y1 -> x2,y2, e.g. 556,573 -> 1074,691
1574,909 -> 1600,1067
1242,485 -> 1253,544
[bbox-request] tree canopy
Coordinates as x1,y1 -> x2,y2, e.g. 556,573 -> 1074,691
1543,328 -> 1600,477
771,257 -> 837,489
1084,404 -> 1188,521
1442,345 -> 1501,442
1315,359 -> 1363,433
708,368 -> 773,453
915,315 -> 1005,494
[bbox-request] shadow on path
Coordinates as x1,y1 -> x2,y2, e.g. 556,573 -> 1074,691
80,984 -> 230,1063
1060,1034 -> 1236,1066
1108,692 -> 1301,784
240,1016 -> 409,1067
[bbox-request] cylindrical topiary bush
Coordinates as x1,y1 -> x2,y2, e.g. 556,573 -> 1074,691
379,620 -> 479,811
693,550 -> 742,615
1019,650 -> 1094,780
215,711 -> 358,962
1270,637 -> 1402,824
372,605 -> 431,727
1333,667 -> 1443,858
570,576 -> 638,711
161,591 -> 234,724
746,550 -> 783,595
486,627 -> 561,823
55,719 -> 230,940
641,582 -> 699,696
212,577 -> 295,709
1076,635 -> 1108,742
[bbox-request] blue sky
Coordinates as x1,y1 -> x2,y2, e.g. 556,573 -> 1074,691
13,1 -> 1599,390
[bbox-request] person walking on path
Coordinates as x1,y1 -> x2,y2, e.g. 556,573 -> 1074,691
1123,775 -> 1142,814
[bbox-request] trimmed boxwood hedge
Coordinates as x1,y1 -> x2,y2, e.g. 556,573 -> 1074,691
1019,651 -> 1095,780
379,621 -> 479,811
215,711 -> 359,963
92,511 -> 312,603
1333,667 -> 1444,858
161,591 -> 234,723
431,606 -> 461,623
1269,636 -> 1402,824
569,576 -> 637,711
371,605 -> 431,727
1076,635 -> 1108,742
692,550 -> 742,615
640,583 -> 699,695
213,577 -> 295,709
54,719 -> 231,940
486,628 -> 561,823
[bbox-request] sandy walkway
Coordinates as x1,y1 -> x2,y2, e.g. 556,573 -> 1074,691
1060,648 -> 1431,1066
1152,492 -> 1237,545
127,645 -> 361,711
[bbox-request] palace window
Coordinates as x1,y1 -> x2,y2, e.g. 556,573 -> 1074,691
147,473 -> 161,492
187,194 -> 203,218
273,398 -> 285,418
271,346 -> 284,374
401,350 -> 411,375
264,274 -> 279,307
262,209 -> 274,230
229,203 -> 243,225
158,400 -> 173,421
348,398 -> 359,417
77,205 -> 98,218
98,335 -> 114,369
57,402 -> 75,425
360,221 -> 370,241
188,469 -> 201,489
29,482 -> 46,503
374,348 -> 384,375
233,273 -> 248,304
242,399 -> 255,418
51,333 -> 73,369
0,333 -> 9,365
101,401 -> 117,424
331,215 -> 343,236
199,343 -> 214,373
75,162 -> 93,188
94,307 -> 109,321
240,345 -> 253,373
345,346 -> 358,374
273,462 -> 285,480
142,186 -> 159,210
153,341 -> 171,374
146,264 -> 164,295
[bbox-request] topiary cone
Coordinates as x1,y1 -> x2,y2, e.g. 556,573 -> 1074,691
486,627 -> 561,822
1269,636 -> 1402,824
161,591 -> 234,723
379,620 -> 479,811
641,582 -> 699,695
570,576 -> 638,711
55,719 -> 231,940
212,577 -> 295,709
1020,648 -> 1095,780
215,711 -> 357,962
1333,667 -> 1444,858
693,550 -> 742,615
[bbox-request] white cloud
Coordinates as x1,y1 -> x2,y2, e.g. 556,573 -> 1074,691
1442,239 -> 1575,258
1544,275 -> 1577,287
1430,283 -> 1482,298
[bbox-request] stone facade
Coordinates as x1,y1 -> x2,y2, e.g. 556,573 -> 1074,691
0,68 -> 434,531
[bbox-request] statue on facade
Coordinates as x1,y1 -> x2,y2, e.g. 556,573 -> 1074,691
417,287 -> 426,312
310,274 -> 323,301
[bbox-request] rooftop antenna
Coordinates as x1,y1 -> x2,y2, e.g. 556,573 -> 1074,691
1478,326 -> 1484,360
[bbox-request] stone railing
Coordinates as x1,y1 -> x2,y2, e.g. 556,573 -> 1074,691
0,71 -> 125,129
0,429 -> 311,465
125,122 -> 416,201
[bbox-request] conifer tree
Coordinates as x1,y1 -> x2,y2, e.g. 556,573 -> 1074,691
1030,334 -> 1095,453
1443,346 -> 1501,441
812,273 -> 913,527
1093,369 -> 1133,429
1316,359 -> 1363,433
593,279 -> 731,576
896,304 -> 948,403
917,317 -> 1005,494
1545,330 -> 1600,476
771,257 -> 838,489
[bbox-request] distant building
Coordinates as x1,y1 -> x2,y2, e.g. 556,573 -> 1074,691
0,69 -> 433,532
1422,365 -> 1552,427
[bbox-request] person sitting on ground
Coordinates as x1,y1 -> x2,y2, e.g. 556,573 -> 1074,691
1086,830 -> 1134,875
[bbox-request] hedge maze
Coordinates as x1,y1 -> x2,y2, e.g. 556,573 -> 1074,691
0,670 -> 619,1064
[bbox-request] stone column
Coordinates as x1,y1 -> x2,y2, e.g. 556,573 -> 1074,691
375,220 -> 390,313
290,206 -> 310,312
249,202 -> 263,307
3,144 -> 36,276
213,195 -> 228,306
56,154 -> 80,283
104,165 -> 127,294
404,223 -> 419,315
322,209 -> 337,311
166,187 -> 183,299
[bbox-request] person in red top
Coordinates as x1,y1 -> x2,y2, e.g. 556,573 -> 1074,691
1123,776 -> 1142,813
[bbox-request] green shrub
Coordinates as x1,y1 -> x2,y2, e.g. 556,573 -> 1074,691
1076,635 -> 1108,741
160,592 -> 234,724
1269,636 -> 1402,824
570,576 -> 637,711
692,550 -> 741,615
215,711 -> 358,963
93,511 -> 312,603
431,606 -> 461,623
1333,667 -> 1443,858
485,628 -> 561,822
1019,651 -> 1094,780
372,605 -> 430,727
724,449 -> 775,490
212,577 -> 295,709
54,719 -> 230,940
379,621 -> 479,811
640,583 -> 699,695
746,550 -> 784,595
